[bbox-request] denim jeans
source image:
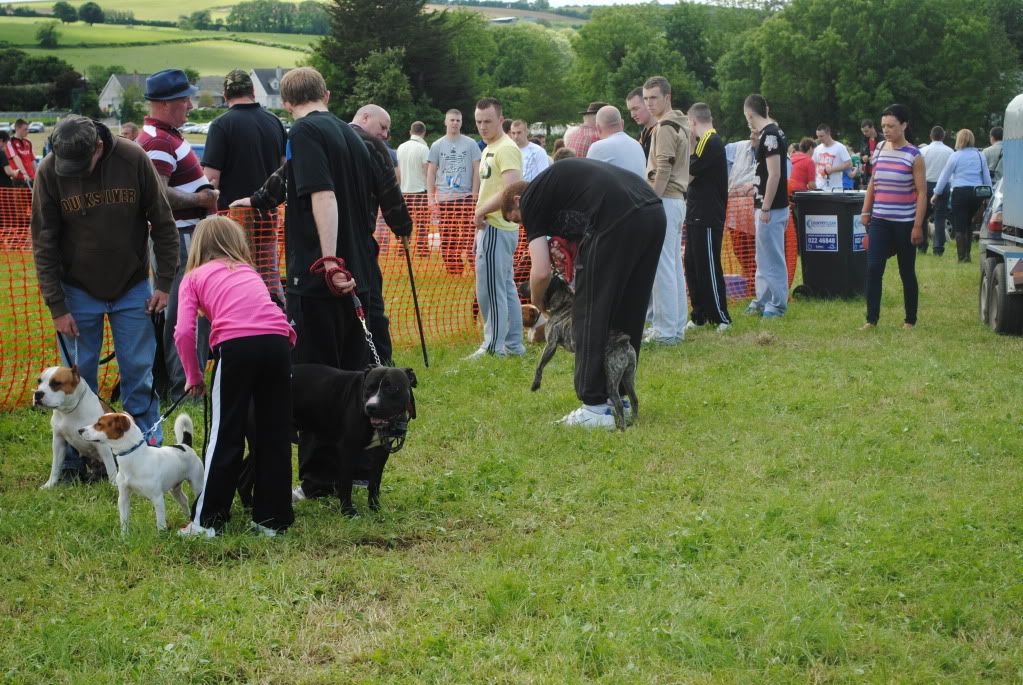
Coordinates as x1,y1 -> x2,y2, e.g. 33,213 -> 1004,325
61,278 -> 163,468
649,196 -> 688,341
164,231 -> 210,398
864,217 -> 918,325
751,207 -> 790,315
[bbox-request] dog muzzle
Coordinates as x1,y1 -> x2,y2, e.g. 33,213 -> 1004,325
369,412 -> 410,453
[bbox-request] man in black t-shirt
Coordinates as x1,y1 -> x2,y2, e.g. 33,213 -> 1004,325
278,67 -> 375,500
202,69 -> 288,302
684,103 -> 731,330
501,158 -> 665,429
743,94 -> 790,318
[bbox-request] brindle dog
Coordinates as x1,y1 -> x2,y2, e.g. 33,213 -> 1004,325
529,276 -> 638,430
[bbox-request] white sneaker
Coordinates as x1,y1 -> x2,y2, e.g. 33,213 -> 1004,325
556,405 -> 616,429
178,521 -> 216,538
464,347 -> 489,360
292,486 -> 307,503
684,320 -> 701,331
717,322 -> 732,333
248,521 -> 279,538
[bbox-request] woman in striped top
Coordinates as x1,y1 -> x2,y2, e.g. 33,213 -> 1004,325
860,104 -> 927,330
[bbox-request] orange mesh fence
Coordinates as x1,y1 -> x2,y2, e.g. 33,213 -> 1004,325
0,187 -> 793,410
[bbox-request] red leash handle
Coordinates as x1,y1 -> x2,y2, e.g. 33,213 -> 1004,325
310,256 -> 352,297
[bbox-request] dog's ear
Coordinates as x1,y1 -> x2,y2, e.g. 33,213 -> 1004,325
70,365 -> 80,382
112,413 -> 131,436
403,368 -> 418,388
406,388 -> 417,421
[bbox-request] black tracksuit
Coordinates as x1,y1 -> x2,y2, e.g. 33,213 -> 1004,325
519,159 -> 665,405
684,130 -> 731,326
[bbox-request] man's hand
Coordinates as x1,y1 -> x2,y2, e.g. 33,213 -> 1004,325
202,188 -> 220,214
331,272 -> 356,295
146,289 -> 169,314
53,313 -> 79,337
185,380 -> 206,398
473,209 -> 486,230
229,196 -> 252,208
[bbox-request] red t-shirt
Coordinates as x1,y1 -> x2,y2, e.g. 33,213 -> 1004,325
137,116 -> 208,228
5,136 -> 35,181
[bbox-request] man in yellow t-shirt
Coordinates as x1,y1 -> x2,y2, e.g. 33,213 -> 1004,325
468,97 -> 524,359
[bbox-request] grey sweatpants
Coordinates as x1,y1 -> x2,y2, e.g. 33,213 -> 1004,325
475,224 -> 524,355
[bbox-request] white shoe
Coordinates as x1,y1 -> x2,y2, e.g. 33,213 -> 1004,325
556,405 -> 616,429
684,320 -> 701,331
292,486 -> 307,503
716,322 -> 732,333
178,521 -> 216,538
464,347 -> 489,360
248,521 -> 279,538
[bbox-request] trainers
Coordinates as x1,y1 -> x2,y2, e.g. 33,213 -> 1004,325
860,322 -> 876,331
248,521 -> 280,538
642,328 -> 680,346
716,322 -> 732,333
292,486 -> 307,503
464,347 -> 490,360
607,398 -> 633,423
178,521 -> 216,538
556,405 -> 616,430
684,320 -> 702,332
744,303 -> 762,316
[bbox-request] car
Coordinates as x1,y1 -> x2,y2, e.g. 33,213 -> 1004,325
981,177 -> 1005,236
0,122 -> 10,133
179,123 -> 201,133
27,122 -> 44,133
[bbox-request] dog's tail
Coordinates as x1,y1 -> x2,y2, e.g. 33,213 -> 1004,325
173,413 -> 194,448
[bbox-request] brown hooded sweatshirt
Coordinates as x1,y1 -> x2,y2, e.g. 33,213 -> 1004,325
30,121 -> 178,318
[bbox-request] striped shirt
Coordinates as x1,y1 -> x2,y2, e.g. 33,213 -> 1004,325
870,143 -> 920,222
137,116 -> 208,229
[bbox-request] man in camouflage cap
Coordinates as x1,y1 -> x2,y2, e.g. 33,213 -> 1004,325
201,68 -> 288,302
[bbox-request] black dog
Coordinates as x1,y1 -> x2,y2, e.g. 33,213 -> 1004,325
240,364 -> 417,516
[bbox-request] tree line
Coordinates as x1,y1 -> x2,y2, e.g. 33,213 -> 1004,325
313,0 -> 1022,145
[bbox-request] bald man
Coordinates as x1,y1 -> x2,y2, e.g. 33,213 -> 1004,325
351,104 -> 398,170
585,105 -> 647,179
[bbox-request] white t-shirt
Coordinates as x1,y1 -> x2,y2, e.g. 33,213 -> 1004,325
519,141 -> 551,182
396,135 -> 429,193
812,141 -> 851,190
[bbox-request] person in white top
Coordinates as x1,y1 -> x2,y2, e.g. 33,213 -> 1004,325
586,105 -> 647,179
919,125 -> 954,256
396,121 -> 431,255
508,119 -> 550,182
809,124 -> 851,191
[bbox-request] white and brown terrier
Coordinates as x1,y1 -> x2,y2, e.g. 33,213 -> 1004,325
80,412 -> 204,534
34,365 -> 118,488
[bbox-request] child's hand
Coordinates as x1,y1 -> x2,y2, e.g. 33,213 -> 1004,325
186,381 -> 206,398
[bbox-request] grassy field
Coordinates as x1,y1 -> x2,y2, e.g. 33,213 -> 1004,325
23,40 -> 307,75
2,255 -> 1022,682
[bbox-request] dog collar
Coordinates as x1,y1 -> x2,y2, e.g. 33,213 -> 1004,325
63,389 -> 87,414
114,437 -> 147,458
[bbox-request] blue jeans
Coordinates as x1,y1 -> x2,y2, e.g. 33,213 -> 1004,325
865,217 -> 918,325
751,207 -> 790,315
61,279 -> 163,467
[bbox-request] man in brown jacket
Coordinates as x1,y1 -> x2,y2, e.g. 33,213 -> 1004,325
31,116 -> 179,458
643,75 -> 690,345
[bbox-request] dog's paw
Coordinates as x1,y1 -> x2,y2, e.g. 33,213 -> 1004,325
341,507 -> 359,518
530,381 -> 541,392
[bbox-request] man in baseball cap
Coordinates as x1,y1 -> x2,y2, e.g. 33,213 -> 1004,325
31,114 -> 179,478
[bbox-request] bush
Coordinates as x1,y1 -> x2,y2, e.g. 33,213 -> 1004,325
36,22 -> 60,48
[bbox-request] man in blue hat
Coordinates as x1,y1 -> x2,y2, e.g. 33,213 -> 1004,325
136,68 -> 219,401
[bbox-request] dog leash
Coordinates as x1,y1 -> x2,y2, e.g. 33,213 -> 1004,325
310,256 -> 383,367
140,391 -> 189,444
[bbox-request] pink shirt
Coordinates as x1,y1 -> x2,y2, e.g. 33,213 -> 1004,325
174,259 -> 296,385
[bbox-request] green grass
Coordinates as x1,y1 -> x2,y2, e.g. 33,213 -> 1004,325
4,0 -> 298,22
23,40 -> 307,75
2,257 -> 1023,682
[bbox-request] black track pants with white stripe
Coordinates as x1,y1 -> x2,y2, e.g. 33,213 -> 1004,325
192,334 -> 295,532
684,223 -> 732,326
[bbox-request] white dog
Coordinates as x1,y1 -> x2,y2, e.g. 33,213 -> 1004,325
34,365 -> 117,488
80,412 -> 204,534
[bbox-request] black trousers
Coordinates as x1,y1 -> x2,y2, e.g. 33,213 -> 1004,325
950,186 -> 982,262
288,294 -> 369,498
192,334 -> 294,531
573,204 -> 665,406
683,222 -> 731,326
364,241 -> 393,365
